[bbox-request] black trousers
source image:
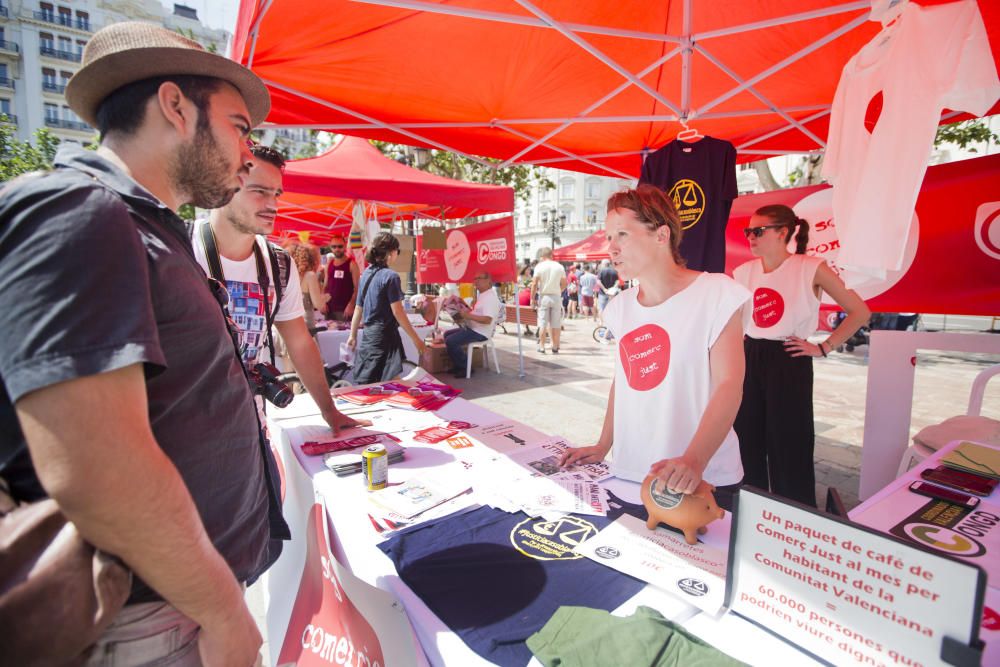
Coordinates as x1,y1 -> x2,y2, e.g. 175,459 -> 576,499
734,337 -> 817,507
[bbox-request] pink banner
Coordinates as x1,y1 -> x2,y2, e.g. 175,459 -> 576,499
416,217 -> 516,284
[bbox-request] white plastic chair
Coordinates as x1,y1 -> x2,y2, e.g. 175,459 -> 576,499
464,339 -> 501,379
897,363 -> 1000,476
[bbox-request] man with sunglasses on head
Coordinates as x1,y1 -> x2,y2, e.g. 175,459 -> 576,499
193,145 -> 366,436
0,23 -> 281,666
324,234 -> 360,322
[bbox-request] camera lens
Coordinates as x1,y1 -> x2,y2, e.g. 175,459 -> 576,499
262,382 -> 294,409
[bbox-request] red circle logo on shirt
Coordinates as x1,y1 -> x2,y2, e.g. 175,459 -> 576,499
619,324 -> 670,391
752,288 -> 784,328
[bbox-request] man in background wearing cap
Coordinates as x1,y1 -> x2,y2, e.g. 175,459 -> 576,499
0,22 -> 278,666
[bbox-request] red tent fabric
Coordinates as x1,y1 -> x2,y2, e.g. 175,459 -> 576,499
552,231 -> 609,262
270,137 -> 514,243
233,0 -> 999,179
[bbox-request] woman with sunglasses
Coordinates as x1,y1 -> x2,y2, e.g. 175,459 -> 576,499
560,185 -> 749,511
732,205 -> 869,506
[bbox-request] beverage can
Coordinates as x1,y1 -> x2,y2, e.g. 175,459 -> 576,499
362,443 -> 388,491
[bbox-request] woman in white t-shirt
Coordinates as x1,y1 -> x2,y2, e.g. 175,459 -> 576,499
732,205 -> 869,507
560,185 -> 750,510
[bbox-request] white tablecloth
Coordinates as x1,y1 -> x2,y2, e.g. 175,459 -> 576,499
263,379 -> 824,667
315,314 -> 435,367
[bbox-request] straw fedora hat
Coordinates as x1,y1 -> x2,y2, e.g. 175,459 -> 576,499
65,21 -> 270,128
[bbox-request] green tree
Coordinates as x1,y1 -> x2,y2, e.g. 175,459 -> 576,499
934,118 -> 998,151
0,118 -> 61,182
372,140 -> 554,203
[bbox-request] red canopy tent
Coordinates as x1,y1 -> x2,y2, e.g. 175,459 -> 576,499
232,0 -> 999,179
270,137 -> 515,244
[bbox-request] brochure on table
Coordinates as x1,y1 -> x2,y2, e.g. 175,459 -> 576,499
726,488 -> 986,667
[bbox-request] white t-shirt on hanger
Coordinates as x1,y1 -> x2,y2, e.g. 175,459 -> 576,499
822,0 -> 999,287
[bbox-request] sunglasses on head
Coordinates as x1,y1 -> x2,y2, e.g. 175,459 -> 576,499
743,224 -> 784,239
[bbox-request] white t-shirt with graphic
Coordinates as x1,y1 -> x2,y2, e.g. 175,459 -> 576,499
603,272 -> 749,487
732,254 -> 823,340
468,287 -> 500,339
822,0 -> 999,286
192,223 -> 304,367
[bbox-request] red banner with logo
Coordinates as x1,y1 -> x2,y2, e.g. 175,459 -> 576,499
276,503 -> 385,667
416,216 -> 516,283
724,153 -> 1000,316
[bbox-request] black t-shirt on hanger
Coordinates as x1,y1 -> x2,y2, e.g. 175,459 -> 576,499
639,136 -> 738,273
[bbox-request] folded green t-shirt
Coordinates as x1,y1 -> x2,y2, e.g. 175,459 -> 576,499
527,605 -> 747,667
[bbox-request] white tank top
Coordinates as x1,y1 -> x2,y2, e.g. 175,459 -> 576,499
732,254 -> 824,340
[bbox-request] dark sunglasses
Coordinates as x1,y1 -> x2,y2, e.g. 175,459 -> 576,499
330,245 -> 345,249
743,224 -> 784,239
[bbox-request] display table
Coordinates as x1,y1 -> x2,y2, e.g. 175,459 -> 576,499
849,439 -> 999,667
262,377 -> 823,667
315,314 -> 436,367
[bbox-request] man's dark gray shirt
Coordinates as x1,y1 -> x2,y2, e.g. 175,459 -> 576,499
0,145 -> 279,603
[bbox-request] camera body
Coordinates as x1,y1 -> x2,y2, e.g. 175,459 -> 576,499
248,361 -> 294,408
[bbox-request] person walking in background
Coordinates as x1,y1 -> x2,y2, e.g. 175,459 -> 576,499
347,232 -> 427,383
286,241 -> 329,329
324,233 -> 360,322
530,247 -> 567,354
732,204 -> 869,507
579,264 -> 599,321
596,258 -> 620,323
566,267 -> 580,319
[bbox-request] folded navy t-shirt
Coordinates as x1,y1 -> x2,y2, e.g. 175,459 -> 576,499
378,495 -> 647,666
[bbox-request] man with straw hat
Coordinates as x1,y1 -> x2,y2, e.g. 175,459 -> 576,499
0,22 -> 278,666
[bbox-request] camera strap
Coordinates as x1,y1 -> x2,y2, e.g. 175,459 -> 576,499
199,220 -> 281,364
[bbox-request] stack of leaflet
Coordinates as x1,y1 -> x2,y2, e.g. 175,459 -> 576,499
366,473 -> 477,534
466,435 -> 612,520
941,441 -> 1000,480
323,439 -> 406,476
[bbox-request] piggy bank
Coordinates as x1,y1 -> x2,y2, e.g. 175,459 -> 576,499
640,475 -> 724,545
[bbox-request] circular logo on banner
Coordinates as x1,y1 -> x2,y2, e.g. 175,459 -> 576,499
792,188 -> 918,301
444,230 -> 471,281
648,478 -> 683,510
668,179 -> 706,229
510,515 -> 599,561
677,578 -> 709,597
619,324 -> 670,392
595,546 -> 621,559
752,288 -> 784,328
901,523 -> 986,557
973,202 -> 1000,260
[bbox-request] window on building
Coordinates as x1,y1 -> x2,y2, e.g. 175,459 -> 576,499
0,27 -> 5,42
58,36 -> 71,54
59,70 -> 71,85
40,3 -> 54,21
586,208 -> 598,225
76,40 -> 86,55
560,209 -> 573,226
42,67 -> 56,88
75,11 -> 89,30
586,180 -> 600,199
40,32 -> 54,50
560,180 -> 574,199
0,99 -> 11,116
58,7 -> 71,26
541,187 -> 551,201
44,102 -> 58,121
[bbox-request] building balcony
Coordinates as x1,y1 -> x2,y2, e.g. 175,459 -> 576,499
42,81 -> 66,94
0,39 -> 18,53
0,5 -> 8,18
31,10 -> 89,31
39,45 -> 81,62
0,76 -> 13,90
45,117 -> 90,132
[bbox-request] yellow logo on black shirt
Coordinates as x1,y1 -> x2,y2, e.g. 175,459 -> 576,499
510,515 -> 598,561
668,179 -> 705,229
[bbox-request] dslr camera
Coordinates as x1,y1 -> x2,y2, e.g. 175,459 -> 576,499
247,361 -> 294,409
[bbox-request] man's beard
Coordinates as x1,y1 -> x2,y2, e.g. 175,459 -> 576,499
171,123 -> 241,210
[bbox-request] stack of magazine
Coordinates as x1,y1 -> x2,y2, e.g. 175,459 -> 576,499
323,440 -> 405,476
